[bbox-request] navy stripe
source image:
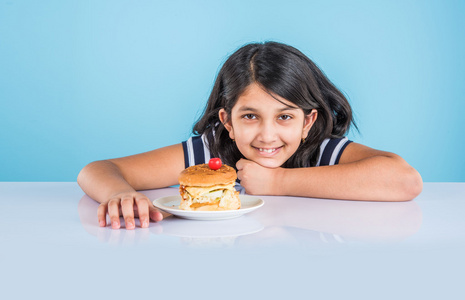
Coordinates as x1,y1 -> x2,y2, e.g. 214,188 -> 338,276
335,140 -> 352,164
192,135 -> 205,165
181,141 -> 189,169
319,138 -> 340,166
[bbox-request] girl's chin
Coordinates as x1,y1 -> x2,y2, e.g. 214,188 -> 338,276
251,158 -> 285,169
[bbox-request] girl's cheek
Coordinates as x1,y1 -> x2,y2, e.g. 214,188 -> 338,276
237,125 -> 256,138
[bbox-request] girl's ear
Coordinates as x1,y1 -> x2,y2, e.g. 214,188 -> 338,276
219,108 -> 235,139
302,109 -> 318,138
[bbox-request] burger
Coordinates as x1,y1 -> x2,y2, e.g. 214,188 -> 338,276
178,159 -> 241,211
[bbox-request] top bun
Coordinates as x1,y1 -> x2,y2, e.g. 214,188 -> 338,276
179,163 -> 237,186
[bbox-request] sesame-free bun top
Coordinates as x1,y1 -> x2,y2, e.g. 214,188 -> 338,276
179,164 -> 237,187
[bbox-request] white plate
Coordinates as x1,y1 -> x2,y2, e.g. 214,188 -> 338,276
153,195 -> 264,221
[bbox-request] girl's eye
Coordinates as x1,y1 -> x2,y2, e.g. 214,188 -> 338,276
279,114 -> 292,121
243,114 -> 256,120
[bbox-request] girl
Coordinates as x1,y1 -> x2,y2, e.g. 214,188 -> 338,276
77,41 -> 423,230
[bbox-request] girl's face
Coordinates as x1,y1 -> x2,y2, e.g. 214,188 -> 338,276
220,83 -> 317,168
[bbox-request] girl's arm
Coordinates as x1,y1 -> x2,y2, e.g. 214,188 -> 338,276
236,143 -> 423,201
77,144 -> 185,229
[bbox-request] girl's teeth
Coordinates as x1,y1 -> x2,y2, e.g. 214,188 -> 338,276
259,148 -> 276,153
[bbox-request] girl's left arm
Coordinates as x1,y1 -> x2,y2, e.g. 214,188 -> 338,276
237,143 -> 423,201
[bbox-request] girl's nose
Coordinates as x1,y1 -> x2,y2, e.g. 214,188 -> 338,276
257,121 -> 278,143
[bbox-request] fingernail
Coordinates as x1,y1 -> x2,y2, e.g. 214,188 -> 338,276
127,221 -> 134,229
142,219 -> 149,228
99,220 -> 106,227
112,221 -> 119,228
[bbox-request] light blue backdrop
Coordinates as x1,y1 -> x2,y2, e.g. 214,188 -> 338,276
1,0 -> 464,182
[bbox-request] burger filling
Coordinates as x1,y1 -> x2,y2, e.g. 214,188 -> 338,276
179,181 -> 240,210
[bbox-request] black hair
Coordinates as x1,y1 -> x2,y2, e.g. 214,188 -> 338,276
193,41 -> 356,168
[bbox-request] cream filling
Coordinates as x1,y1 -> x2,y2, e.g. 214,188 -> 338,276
183,182 -> 235,199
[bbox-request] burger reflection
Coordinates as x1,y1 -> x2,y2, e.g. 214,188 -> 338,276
78,187 -> 422,248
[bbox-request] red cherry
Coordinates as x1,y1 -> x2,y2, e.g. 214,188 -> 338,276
208,158 -> 222,170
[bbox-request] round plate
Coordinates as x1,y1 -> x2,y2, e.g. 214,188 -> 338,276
153,195 -> 264,221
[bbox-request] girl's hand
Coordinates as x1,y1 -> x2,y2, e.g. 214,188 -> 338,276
236,158 -> 283,195
97,191 -> 166,229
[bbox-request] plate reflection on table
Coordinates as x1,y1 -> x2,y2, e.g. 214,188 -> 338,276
150,216 -> 264,247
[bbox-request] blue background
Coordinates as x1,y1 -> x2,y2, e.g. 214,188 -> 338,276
1,0 -> 464,182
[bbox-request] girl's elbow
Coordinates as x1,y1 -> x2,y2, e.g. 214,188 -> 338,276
77,160 -> 106,186
399,168 -> 423,201
77,162 -> 93,186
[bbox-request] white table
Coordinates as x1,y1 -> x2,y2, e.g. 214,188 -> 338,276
1,182 -> 464,299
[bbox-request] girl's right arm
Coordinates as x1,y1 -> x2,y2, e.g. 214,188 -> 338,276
77,144 -> 185,229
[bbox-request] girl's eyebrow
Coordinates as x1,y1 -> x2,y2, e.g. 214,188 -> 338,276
237,106 -> 258,112
237,106 -> 299,112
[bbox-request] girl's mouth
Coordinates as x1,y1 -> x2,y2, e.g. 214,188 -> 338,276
253,146 -> 283,156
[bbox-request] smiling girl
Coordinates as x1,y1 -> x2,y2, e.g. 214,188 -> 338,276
77,41 -> 423,230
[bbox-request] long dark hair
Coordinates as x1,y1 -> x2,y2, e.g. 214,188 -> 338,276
193,41 -> 356,168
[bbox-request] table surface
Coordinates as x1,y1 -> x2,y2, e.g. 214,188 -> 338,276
1,182 -> 464,299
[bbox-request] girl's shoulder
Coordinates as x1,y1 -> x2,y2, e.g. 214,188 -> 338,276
181,134 -> 211,168
316,137 -> 352,166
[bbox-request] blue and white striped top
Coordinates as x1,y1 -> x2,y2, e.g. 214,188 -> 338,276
181,134 -> 352,169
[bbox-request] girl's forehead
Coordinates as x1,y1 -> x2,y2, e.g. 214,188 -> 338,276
234,83 -> 299,110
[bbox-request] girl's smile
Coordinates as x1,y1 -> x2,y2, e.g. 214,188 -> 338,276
254,146 -> 282,155
220,83 -> 317,168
